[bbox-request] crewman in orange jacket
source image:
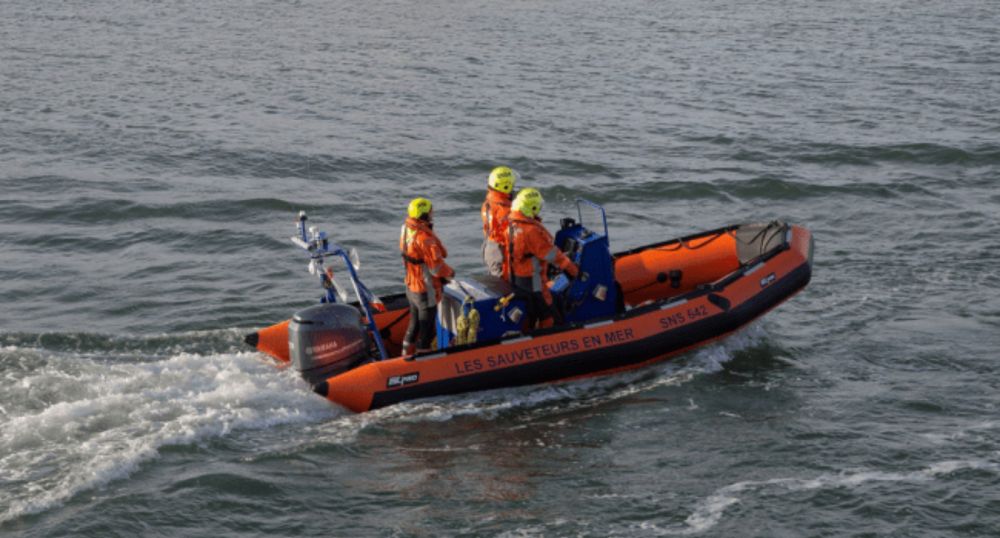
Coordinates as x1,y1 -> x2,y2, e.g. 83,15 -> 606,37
481,166 -> 517,277
507,188 -> 579,329
400,197 -> 455,354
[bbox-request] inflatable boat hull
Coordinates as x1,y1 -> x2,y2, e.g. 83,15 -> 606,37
300,224 -> 813,412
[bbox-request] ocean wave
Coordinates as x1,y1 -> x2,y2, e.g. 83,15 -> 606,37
0,328 -> 253,358
590,175 -> 934,203
630,459 -> 1000,535
791,142 -> 1000,167
0,196 -> 322,226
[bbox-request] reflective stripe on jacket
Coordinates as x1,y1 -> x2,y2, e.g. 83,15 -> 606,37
400,217 -> 454,301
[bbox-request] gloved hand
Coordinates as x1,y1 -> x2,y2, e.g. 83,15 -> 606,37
565,263 -> 580,279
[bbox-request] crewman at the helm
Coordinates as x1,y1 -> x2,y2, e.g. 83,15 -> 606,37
481,165 -> 518,278
400,197 -> 455,354
507,188 -> 579,329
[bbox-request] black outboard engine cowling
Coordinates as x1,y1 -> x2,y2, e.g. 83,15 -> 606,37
289,303 -> 369,384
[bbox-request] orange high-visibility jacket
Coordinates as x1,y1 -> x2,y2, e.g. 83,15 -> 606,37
481,188 -> 512,245
400,217 -> 454,301
508,210 -> 578,298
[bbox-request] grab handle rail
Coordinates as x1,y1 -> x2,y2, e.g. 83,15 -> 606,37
290,211 -> 389,361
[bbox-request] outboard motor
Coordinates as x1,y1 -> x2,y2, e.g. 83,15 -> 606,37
288,303 -> 370,384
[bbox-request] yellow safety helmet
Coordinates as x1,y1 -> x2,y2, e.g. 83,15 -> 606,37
407,197 -> 433,219
512,188 -> 543,218
487,166 -> 518,194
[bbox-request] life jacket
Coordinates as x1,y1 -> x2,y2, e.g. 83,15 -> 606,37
481,188 -> 512,245
507,210 -> 577,300
399,217 -> 454,301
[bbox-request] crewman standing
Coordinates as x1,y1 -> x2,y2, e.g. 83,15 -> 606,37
480,166 -> 517,277
400,197 -> 454,354
507,188 -> 579,329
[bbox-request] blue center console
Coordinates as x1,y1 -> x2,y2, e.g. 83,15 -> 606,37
552,199 -> 618,323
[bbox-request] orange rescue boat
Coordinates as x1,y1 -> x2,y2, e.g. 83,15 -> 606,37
245,203 -> 813,413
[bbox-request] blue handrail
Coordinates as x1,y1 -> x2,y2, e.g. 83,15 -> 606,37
290,212 -> 389,361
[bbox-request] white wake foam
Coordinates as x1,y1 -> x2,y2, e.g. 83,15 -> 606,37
0,350 -> 339,523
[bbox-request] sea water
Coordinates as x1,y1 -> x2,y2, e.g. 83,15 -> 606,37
2,0 -> 998,535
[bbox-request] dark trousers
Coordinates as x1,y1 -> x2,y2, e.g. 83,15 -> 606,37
513,276 -> 562,330
403,289 -> 437,350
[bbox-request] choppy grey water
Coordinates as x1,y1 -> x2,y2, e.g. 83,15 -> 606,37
2,0 -> 999,536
